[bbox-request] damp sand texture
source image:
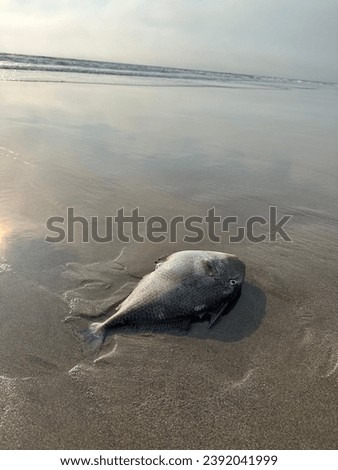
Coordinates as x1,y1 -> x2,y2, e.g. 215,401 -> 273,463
0,69 -> 337,449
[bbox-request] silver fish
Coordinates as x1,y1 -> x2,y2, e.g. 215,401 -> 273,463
89,250 -> 245,344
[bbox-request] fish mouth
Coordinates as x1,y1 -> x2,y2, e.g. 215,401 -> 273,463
227,257 -> 246,279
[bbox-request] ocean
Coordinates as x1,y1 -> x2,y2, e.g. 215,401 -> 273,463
0,52 -> 332,88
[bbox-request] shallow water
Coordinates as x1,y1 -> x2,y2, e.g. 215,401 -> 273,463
0,74 -> 337,448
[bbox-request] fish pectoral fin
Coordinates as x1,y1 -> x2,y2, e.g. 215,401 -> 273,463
208,288 -> 243,328
208,302 -> 229,328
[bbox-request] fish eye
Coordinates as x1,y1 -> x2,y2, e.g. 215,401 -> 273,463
229,279 -> 236,285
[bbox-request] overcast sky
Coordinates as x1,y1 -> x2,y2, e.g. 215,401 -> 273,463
0,0 -> 337,81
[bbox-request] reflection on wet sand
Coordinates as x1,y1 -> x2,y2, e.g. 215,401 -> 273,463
0,221 -> 12,250
0,80 -> 337,449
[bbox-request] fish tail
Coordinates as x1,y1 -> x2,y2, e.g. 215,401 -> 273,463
81,322 -> 106,351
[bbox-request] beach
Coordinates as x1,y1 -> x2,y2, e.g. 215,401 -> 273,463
0,74 -> 337,449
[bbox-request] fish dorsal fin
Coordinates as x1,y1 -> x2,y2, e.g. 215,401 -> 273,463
154,253 -> 171,269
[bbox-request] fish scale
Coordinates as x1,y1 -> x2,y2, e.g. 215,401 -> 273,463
88,250 -> 245,346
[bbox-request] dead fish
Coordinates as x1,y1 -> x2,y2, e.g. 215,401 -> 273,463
87,250 -> 245,346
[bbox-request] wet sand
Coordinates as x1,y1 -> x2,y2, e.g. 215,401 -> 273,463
0,81 -> 337,449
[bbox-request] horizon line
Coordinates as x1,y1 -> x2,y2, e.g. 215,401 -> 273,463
1,50 -> 334,85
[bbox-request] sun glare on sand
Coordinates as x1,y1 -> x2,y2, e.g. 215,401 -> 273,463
0,221 -> 12,249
